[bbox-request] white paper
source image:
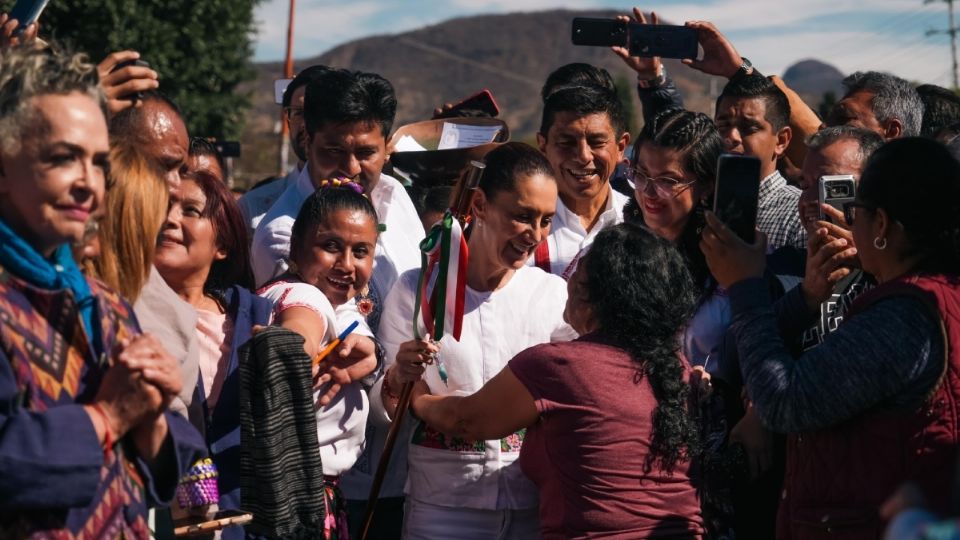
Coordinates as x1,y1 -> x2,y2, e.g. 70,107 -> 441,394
437,122 -> 502,150
394,134 -> 428,152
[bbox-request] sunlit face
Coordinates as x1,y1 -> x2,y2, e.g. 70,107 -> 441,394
136,100 -> 189,191
308,121 -> 387,193
474,173 -> 558,270
0,92 -> 109,257
715,96 -> 783,178
155,179 -> 224,289
563,256 -> 594,334
291,208 -> 378,307
798,138 -> 864,233
634,144 -> 703,243
537,111 -> 627,207
829,90 -> 885,136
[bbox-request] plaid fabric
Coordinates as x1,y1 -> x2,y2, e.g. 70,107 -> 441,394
756,171 -> 807,251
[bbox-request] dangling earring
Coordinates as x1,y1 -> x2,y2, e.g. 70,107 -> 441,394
873,236 -> 887,250
357,284 -> 375,317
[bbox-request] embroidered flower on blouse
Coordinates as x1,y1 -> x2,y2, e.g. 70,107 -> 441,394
357,297 -> 375,317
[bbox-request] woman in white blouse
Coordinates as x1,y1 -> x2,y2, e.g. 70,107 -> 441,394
373,142 -> 577,539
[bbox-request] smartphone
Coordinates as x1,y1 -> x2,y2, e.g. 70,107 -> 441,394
274,78 -> 291,105
713,154 -> 761,243
818,175 -> 856,222
173,509 -> 253,537
110,59 -> 149,101
435,89 -> 500,119
571,17 -> 698,59
9,0 -> 50,35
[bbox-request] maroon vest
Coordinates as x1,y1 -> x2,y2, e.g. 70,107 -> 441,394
777,274 -> 960,540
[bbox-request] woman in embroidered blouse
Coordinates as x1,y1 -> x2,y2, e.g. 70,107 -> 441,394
153,156 -> 270,538
256,184 -> 380,538
411,223 -> 705,539
373,142 -> 577,539
0,44 -> 205,537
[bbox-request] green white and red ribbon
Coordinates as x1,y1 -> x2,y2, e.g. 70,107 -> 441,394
412,210 -> 468,384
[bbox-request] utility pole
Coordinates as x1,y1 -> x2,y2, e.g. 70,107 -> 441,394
926,0 -> 959,89
278,0 -> 296,176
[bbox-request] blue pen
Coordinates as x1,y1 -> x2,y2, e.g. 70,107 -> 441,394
313,320 -> 360,367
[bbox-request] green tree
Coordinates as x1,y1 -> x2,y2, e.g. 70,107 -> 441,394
2,0 -> 261,139
614,73 -> 638,136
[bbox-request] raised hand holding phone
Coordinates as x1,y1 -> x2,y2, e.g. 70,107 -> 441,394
97,50 -> 159,115
681,20 -> 746,78
610,8 -> 663,80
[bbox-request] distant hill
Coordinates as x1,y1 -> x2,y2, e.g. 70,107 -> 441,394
782,59 -> 846,109
235,9 -> 842,185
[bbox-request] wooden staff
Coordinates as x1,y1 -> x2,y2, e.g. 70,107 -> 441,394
359,161 -> 485,540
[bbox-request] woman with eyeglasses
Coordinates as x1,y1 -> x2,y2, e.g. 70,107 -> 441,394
701,137 -> 960,537
627,107 -> 725,366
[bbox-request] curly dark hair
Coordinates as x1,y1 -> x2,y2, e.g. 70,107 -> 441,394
584,223 -> 701,471
628,108 -> 724,301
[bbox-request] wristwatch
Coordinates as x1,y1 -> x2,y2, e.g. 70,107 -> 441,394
729,57 -> 754,81
637,64 -> 668,89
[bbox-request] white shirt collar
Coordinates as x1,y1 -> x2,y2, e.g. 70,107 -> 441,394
555,185 -> 626,235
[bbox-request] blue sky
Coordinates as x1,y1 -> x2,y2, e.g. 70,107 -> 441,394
253,0 -> 955,86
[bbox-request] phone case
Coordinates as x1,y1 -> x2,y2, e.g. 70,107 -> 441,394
9,0 -> 50,27
628,25 -> 699,59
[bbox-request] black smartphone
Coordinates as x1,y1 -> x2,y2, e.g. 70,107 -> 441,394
818,175 -> 856,222
571,17 -> 698,59
713,154 -> 761,243
9,0 -> 50,36
435,89 -> 501,119
173,509 -> 253,536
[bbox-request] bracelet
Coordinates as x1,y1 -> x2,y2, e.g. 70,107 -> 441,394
89,402 -> 114,456
637,65 -> 667,89
382,368 -> 401,401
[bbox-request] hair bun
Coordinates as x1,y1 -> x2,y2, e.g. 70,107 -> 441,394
318,178 -> 364,195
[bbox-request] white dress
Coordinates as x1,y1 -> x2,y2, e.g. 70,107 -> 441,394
370,265 -> 578,512
257,279 -> 370,477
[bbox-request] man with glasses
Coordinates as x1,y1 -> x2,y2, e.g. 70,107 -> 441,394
238,65 -> 330,242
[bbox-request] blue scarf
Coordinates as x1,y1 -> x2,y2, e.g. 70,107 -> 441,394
0,217 -> 98,346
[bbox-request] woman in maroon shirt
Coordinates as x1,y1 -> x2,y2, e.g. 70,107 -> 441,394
411,223 -> 705,539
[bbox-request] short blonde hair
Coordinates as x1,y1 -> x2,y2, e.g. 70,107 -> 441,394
0,42 -> 105,154
92,144 -> 169,302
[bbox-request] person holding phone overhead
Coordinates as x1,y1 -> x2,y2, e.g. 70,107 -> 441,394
700,137 -> 960,537
0,42 -> 205,538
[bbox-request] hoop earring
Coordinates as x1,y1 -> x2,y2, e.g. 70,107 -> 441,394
873,236 -> 887,250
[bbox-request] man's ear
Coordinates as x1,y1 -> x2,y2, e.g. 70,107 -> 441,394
617,131 -> 630,161
883,119 -> 904,140
536,132 -> 547,154
774,125 -> 792,160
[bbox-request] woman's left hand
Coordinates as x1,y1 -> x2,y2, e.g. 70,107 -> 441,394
700,211 -> 768,289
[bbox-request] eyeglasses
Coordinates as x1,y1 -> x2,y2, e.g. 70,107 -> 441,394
283,106 -> 304,121
629,168 -> 697,199
843,201 -> 875,225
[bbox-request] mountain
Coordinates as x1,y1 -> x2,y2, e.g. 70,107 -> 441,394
235,9 -> 840,185
781,59 -> 846,108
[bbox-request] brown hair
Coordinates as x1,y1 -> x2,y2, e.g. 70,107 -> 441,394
92,144 -> 169,302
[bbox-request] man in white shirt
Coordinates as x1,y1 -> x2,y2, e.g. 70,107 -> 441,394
238,65 -> 330,242
535,80 -> 631,278
251,67 -> 423,538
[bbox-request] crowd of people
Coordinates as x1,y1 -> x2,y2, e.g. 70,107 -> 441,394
3,5 -> 960,540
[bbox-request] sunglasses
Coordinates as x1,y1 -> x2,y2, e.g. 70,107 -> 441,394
629,168 -> 697,199
842,201 -> 875,225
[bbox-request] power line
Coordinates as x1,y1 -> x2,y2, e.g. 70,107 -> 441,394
925,0 -> 959,88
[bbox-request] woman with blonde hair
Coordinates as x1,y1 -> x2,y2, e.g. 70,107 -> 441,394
92,143 -> 169,301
